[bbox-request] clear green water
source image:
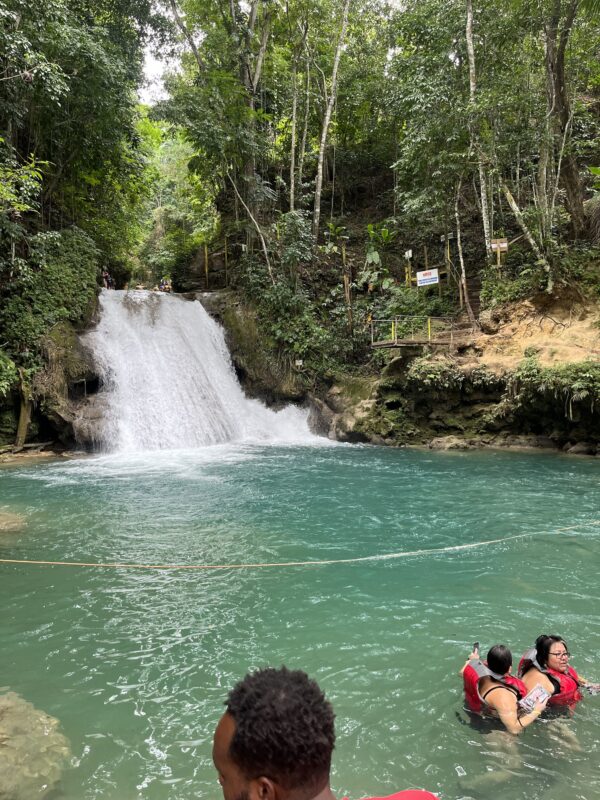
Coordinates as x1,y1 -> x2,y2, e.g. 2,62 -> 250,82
1,444 -> 599,800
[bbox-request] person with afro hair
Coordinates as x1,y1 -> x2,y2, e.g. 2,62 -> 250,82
212,666 -> 437,800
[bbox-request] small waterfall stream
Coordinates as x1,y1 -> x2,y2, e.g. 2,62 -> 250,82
80,290 -> 314,452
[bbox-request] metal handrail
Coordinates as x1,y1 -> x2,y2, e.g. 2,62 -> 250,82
370,315 -> 460,347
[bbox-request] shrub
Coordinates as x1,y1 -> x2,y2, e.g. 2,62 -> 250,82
0,351 -> 18,398
0,227 -> 99,371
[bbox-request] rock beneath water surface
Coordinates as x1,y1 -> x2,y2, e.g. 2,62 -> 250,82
0,512 -> 26,534
0,692 -> 71,800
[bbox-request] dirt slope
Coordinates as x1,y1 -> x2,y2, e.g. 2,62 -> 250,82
467,296 -> 600,372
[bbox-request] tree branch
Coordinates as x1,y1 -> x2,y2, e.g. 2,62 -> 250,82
169,0 -> 206,73
227,173 -> 275,284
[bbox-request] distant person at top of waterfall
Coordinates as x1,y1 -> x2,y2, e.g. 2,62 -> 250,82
102,269 -> 110,289
213,666 -> 438,800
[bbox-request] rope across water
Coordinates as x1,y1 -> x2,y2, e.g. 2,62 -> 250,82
0,521 -> 597,571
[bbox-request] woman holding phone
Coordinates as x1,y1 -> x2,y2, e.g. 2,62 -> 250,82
462,643 -> 549,734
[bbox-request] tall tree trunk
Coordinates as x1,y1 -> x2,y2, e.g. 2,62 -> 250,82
15,370 -> 32,450
297,57 -> 311,204
234,2 -> 271,216
454,180 -> 479,329
536,118 -> 551,244
312,0 -> 351,242
544,0 -> 586,238
289,63 -> 298,211
465,0 -> 492,257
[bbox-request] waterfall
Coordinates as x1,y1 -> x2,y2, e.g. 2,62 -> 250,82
80,290 -> 315,452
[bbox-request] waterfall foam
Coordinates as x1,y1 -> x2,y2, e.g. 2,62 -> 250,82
81,290 -> 316,452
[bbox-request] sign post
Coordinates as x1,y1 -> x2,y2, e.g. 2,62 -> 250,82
416,268 -> 439,288
404,249 -> 413,286
490,238 -> 508,268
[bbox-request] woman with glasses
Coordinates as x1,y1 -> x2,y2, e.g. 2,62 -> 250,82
518,634 -> 596,707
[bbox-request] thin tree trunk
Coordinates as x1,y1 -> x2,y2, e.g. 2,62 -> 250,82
227,173 -> 274,284
454,179 -> 479,329
465,0 -> 492,257
312,0 -> 351,242
15,370 -> 32,450
14,399 -> 31,450
289,63 -> 298,211
501,179 -> 553,293
297,57 -> 311,202
537,120 -> 551,243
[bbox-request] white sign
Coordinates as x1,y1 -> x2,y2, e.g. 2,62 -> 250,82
490,238 -> 508,252
295,359 -> 304,367
404,249 -> 413,260
416,268 -> 439,287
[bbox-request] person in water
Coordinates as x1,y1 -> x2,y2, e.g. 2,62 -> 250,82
461,644 -> 548,734
213,666 -> 438,800
519,634 -> 599,708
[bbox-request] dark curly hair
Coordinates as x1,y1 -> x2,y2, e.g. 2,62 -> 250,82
225,666 -> 336,793
535,634 -> 567,669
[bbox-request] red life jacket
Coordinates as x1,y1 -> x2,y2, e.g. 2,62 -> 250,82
463,659 -> 527,714
518,648 -> 582,707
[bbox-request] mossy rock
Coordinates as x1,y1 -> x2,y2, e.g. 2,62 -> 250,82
203,294 -> 305,402
0,403 -> 18,446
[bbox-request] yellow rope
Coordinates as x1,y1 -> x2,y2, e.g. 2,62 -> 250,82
0,521 -> 597,571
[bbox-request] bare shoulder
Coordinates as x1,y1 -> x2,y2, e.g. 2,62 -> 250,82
522,667 -> 553,693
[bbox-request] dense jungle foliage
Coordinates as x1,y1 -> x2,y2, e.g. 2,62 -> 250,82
1,0 -> 600,435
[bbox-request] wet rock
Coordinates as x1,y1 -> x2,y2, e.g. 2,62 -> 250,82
306,396 -> 335,437
429,436 -> 472,450
71,393 -> 111,448
502,434 -> 548,449
566,441 -> 596,455
324,385 -> 347,414
0,691 -> 71,800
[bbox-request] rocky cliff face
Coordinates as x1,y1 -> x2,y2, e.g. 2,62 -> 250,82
0,308 -> 102,452
311,352 -> 600,454
194,290 -> 308,404
31,321 -> 101,449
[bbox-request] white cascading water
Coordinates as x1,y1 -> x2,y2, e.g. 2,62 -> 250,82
81,290 -> 315,452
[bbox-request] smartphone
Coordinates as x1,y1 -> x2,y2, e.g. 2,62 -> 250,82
473,641 -> 480,654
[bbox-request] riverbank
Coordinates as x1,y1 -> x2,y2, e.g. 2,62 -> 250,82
202,289 -> 600,454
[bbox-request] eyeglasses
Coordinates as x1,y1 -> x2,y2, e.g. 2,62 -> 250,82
548,651 -> 570,659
